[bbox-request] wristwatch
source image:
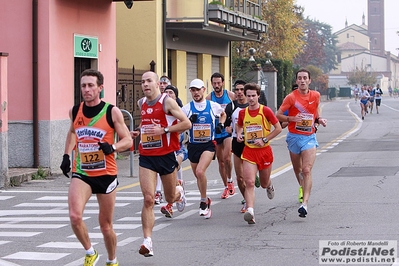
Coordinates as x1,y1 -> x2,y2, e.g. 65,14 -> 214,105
112,144 -> 116,151
164,127 -> 170,134
262,137 -> 269,144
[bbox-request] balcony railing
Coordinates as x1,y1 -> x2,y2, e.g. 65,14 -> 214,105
166,0 -> 267,35
224,0 -> 262,18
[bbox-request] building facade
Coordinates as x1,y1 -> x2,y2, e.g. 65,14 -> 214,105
0,0 -> 128,187
116,0 -> 268,105
0,0 -> 268,186
329,0 -> 399,90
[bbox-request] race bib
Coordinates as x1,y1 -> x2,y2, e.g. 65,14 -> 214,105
193,123 -> 211,142
245,124 -> 263,144
78,142 -> 105,170
295,113 -> 314,132
141,125 -> 162,149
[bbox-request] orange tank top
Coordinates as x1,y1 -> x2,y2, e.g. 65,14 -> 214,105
280,90 -> 320,135
72,102 -> 117,177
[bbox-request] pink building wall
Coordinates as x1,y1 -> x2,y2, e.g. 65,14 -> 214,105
0,1 -> 33,121
0,0 -> 117,170
0,54 -> 8,132
0,0 -> 117,121
47,0 -> 117,120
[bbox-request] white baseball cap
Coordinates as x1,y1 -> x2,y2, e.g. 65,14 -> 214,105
189,79 -> 204,89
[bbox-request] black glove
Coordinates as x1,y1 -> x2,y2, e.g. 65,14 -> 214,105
189,113 -> 198,123
98,142 -> 115,155
215,123 -> 225,134
60,154 -> 71,178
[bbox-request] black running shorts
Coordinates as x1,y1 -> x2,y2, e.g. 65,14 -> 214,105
139,152 -> 178,176
187,141 -> 216,163
71,173 -> 118,194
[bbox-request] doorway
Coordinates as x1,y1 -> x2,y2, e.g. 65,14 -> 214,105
74,58 -> 91,105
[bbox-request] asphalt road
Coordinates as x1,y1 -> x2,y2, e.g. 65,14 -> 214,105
1,96 -> 399,266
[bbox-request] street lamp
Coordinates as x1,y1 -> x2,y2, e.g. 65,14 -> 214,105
248,48 -> 256,62
124,0 -> 133,9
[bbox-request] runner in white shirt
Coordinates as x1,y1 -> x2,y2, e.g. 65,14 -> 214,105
359,85 -> 370,120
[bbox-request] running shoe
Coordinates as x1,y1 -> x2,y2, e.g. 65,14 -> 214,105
139,238 -> 154,257
84,250 -> 99,266
106,262 -> 119,266
244,210 -> 256,224
160,203 -> 173,218
176,193 -> 186,212
227,181 -> 236,195
298,204 -> 308,218
266,184 -> 275,199
255,174 -> 261,188
220,187 -> 229,199
199,197 -> 212,219
175,180 -> 186,212
240,202 -> 247,213
298,186 -> 303,203
154,191 -> 163,205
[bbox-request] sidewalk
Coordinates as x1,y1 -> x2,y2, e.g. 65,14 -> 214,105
8,167 -> 43,187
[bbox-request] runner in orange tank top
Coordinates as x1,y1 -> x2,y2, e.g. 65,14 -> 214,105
60,69 -> 132,266
276,68 -> 327,218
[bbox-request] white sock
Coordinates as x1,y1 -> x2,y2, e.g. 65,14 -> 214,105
156,174 -> 162,192
107,258 -> 117,263
177,167 -> 183,181
86,246 -> 95,255
247,207 -> 254,214
227,177 -> 233,183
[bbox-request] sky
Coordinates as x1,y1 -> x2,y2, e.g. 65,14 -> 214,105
295,0 -> 399,55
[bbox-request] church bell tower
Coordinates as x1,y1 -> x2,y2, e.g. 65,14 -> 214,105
368,0 -> 385,56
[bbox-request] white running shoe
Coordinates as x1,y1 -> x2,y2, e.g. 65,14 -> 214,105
266,184 -> 275,199
139,238 -> 154,257
199,197 -> 212,219
176,193 -> 186,212
244,210 -> 256,224
154,191 -> 163,205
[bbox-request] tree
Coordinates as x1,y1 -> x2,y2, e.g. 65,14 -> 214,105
306,65 -> 329,94
294,19 -> 339,73
232,0 -> 304,62
347,66 -> 377,86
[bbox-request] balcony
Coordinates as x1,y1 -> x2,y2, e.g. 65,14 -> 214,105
166,0 -> 268,41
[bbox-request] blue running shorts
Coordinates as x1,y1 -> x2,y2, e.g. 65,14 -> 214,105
360,99 -> 368,105
286,132 -> 318,155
